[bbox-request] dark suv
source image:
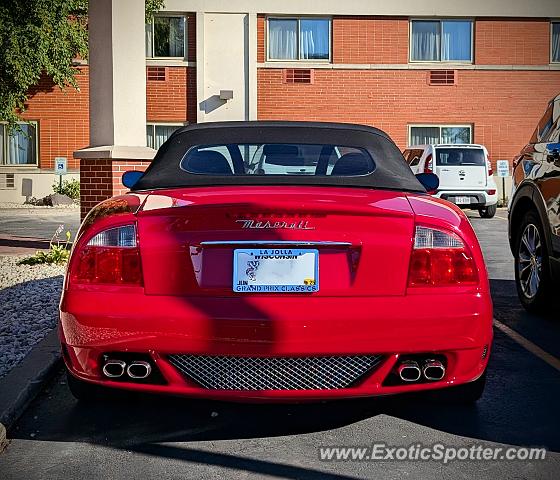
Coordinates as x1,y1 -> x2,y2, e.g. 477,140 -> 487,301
509,93 -> 560,312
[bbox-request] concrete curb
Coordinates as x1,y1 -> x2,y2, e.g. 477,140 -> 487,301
0,329 -> 62,434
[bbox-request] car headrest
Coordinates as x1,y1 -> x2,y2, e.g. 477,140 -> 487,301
446,151 -> 462,165
263,144 -> 299,157
331,152 -> 373,176
184,150 -> 233,175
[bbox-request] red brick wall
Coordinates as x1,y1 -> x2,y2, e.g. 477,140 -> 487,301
21,68 -> 89,170
332,17 -> 409,64
112,161 -> 150,197
257,15 -> 265,63
146,13 -> 197,124
257,69 -> 560,164
147,67 -> 186,122
475,19 -> 551,65
186,13 -> 196,63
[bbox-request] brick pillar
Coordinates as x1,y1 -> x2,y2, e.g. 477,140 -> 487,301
78,156 -> 152,220
79,159 -> 113,220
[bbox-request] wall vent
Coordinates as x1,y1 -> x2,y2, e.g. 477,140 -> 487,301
147,66 -> 167,81
283,69 -> 314,84
428,70 -> 456,86
0,173 -> 15,190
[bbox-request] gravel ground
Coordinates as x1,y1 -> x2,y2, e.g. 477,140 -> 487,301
0,256 -> 65,378
0,202 -> 78,210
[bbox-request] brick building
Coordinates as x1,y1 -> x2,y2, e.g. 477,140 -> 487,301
1,0 -> 559,210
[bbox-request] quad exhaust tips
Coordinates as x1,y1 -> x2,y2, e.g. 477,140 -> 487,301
396,358 -> 446,382
102,358 -> 152,380
102,359 -> 126,378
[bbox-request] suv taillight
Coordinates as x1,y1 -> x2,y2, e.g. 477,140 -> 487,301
408,226 -> 478,287
424,154 -> 433,173
486,159 -> 493,177
71,224 -> 143,285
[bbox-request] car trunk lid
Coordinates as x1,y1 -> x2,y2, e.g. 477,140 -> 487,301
136,186 -> 415,297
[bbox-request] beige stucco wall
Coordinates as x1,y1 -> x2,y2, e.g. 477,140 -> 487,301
0,172 -> 80,204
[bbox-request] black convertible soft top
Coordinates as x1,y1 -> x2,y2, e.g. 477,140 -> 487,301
133,121 -> 425,193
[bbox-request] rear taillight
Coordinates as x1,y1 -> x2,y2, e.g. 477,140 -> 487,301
486,159 -> 493,177
423,154 -> 433,174
486,189 -> 496,195
408,226 -> 478,287
71,224 -> 143,285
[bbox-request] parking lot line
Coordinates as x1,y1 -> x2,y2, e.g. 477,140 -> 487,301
494,215 -> 508,221
494,319 -> 560,372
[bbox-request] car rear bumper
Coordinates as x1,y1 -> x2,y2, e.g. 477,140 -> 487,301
60,290 -> 493,401
435,190 -> 498,208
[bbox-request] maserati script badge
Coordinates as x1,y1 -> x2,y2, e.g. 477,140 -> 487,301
236,219 -> 315,230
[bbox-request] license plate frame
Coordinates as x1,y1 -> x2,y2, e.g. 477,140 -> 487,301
233,248 -> 319,293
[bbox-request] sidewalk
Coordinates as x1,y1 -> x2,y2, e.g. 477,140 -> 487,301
0,206 -> 80,255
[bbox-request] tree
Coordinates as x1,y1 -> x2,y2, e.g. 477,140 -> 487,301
0,0 -> 165,131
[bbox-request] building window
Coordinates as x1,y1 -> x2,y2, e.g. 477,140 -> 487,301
409,125 -> 472,146
268,18 -> 330,61
410,20 -> 472,62
146,124 -> 183,150
145,15 -> 186,58
552,22 -> 560,63
0,122 -> 38,166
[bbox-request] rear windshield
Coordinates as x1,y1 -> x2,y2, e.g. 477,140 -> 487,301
131,123 -> 426,193
180,143 -> 375,176
435,148 -> 485,166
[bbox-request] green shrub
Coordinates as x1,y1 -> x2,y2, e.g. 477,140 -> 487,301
18,226 -> 71,266
53,178 -> 80,200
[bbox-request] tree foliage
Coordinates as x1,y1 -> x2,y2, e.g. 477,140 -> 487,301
0,0 -> 165,131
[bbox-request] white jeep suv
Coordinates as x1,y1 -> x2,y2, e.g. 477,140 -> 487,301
403,144 -> 499,218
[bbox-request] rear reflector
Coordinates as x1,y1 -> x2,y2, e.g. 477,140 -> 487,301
71,224 -> 143,285
408,226 -> 478,287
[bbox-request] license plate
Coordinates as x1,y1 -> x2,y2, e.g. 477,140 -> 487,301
454,196 -> 471,204
233,248 -> 319,293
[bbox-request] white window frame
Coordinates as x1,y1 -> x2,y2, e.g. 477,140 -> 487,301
146,14 -> 187,60
408,124 -> 473,147
0,121 -> 39,167
409,18 -> 474,64
266,16 -> 332,62
551,20 -> 560,64
146,122 -> 185,149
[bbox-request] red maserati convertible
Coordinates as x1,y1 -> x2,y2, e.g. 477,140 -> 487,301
60,122 -> 492,403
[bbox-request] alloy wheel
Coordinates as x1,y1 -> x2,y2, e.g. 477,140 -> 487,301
517,223 -> 542,299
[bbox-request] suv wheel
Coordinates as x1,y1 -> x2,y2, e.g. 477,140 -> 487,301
514,211 -> 552,312
478,204 -> 497,218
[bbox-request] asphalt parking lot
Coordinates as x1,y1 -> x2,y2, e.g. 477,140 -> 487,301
1,210 -> 559,479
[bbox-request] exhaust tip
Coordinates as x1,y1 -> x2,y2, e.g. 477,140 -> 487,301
102,359 -> 126,378
397,360 -> 421,382
422,359 -> 445,381
127,361 -> 152,379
